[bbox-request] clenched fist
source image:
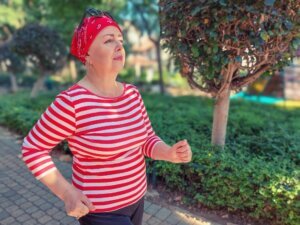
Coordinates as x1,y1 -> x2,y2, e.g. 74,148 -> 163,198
168,139 -> 192,163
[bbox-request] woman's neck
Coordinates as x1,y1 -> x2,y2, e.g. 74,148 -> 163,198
79,72 -> 121,97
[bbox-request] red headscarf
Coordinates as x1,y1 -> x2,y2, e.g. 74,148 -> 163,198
70,16 -> 122,64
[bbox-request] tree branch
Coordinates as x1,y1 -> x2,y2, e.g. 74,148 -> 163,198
180,57 -> 218,96
231,64 -> 271,89
217,63 -> 236,98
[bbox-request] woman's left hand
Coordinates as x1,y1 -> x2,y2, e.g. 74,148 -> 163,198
168,139 -> 192,163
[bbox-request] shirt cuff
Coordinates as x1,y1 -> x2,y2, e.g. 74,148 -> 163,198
142,135 -> 163,159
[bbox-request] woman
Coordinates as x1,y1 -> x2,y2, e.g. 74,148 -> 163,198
21,8 -> 192,225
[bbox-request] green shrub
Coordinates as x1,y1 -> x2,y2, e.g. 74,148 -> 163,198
118,67 -> 136,83
17,74 -> 37,87
0,90 -> 299,225
143,93 -> 299,225
191,146 -> 298,225
0,73 -> 11,87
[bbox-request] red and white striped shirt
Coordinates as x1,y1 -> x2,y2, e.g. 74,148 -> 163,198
21,83 -> 162,212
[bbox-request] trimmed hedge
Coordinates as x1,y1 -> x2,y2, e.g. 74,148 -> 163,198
0,90 -> 299,225
143,93 -> 299,225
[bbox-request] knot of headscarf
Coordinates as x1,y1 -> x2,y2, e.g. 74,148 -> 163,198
70,16 -> 122,64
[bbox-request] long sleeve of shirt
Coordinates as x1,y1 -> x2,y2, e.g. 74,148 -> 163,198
21,92 -> 76,180
134,88 -> 163,158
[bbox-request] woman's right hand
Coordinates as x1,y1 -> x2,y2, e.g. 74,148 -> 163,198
62,186 -> 96,219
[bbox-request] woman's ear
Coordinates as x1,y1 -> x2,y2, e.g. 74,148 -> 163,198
85,53 -> 90,61
85,53 -> 93,66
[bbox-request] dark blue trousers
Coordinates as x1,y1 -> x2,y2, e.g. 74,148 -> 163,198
79,197 -> 144,225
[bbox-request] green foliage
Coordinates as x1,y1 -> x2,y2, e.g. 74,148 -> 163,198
11,23 -> 67,73
0,73 -> 37,88
0,91 -> 56,135
0,73 -> 11,87
16,74 -> 37,87
159,0 -> 300,94
27,0 -> 126,45
0,0 -> 125,44
143,92 -> 300,225
190,146 -> 299,224
0,43 -> 25,74
227,101 -> 300,164
0,90 -> 299,224
0,0 -> 25,29
118,67 -> 137,83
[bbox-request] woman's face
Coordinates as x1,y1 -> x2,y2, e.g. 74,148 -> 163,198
87,26 -> 125,73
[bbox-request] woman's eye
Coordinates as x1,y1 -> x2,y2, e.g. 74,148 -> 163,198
104,39 -> 124,44
105,39 -> 113,43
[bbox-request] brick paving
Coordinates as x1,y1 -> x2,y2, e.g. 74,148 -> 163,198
0,126 -> 223,225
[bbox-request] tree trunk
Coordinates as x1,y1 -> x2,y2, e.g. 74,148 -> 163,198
69,59 -> 77,82
30,74 -> 46,98
9,73 -> 18,93
155,41 -> 165,95
211,89 -> 231,147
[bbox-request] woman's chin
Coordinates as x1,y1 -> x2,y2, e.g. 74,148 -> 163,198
112,65 -> 124,74
113,62 -> 125,70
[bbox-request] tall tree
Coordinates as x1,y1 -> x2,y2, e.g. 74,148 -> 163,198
160,0 -> 300,146
0,43 -> 25,92
12,23 -> 67,98
121,0 -> 165,94
1,0 -> 126,86
0,0 -> 26,93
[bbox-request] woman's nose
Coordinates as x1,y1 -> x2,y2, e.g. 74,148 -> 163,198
115,40 -> 123,51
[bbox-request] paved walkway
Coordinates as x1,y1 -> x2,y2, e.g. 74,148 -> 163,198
0,126 -> 223,225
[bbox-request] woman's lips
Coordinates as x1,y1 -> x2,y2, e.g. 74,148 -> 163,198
113,56 -> 123,61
